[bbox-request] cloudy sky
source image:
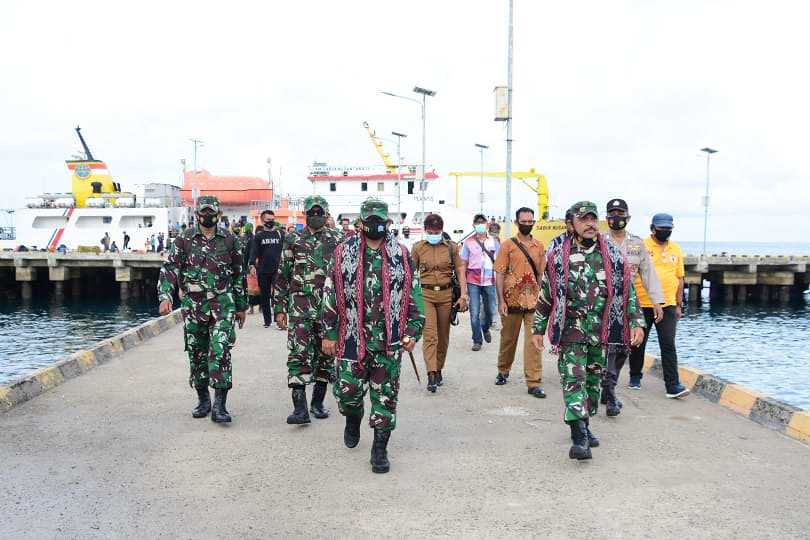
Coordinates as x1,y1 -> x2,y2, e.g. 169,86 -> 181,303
2,0 -> 808,242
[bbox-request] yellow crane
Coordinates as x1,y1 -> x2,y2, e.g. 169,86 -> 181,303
446,168 -> 550,220
362,121 -> 397,173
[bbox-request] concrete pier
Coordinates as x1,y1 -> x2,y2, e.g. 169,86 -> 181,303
1,314 -> 809,537
684,255 -> 808,305
0,252 -> 161,301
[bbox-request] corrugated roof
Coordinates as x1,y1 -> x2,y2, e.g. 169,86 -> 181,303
181,170 -> 273,205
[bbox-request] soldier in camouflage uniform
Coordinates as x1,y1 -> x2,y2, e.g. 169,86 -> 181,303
322,198 -> 424,474
532,201 -> 645,460
273,195 -> 342,425
158,196 -> 247,423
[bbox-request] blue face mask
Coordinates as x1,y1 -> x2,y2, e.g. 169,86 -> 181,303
425,233 -> 443,245
474,224 -> 487,234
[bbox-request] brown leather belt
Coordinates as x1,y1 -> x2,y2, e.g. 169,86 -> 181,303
422,284 -> 451,291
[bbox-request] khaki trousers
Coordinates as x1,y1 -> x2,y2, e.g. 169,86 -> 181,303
497,311 -> 543,387
421,288 -> 453,373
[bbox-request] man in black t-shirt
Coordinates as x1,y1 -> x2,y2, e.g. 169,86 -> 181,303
249,210 -> 285,328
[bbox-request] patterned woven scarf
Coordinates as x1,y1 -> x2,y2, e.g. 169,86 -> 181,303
332,233 -> 412,366
545,233 -> 632,349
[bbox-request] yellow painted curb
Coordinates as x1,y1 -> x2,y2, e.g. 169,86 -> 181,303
35,367 -> 65,390
150,320 -> 162,335
719,384 -> 762,416
787,412 -> 810,443
0,386 -> 12,410
77,351 -> 97,371
678,366 -> 703,390
643,354 -> 656,370
110,340 -> 124,354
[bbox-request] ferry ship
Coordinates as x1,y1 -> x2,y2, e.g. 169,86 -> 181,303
2,128 -> 188,251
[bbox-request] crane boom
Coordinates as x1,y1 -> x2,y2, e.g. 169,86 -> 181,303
362,121 -> 397,173
447,168 -> 549,220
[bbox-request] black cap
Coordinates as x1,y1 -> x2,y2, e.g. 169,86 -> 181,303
606,198 -> 629,212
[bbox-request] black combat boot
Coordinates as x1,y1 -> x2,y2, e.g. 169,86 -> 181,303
344,414 -> 362,448
583,417 -> 600,447
603,384 -> 621,417
309,381 -> 331,419
192,386 -> 211,418
567,420 -> 592,460
606,393 -> 621,417
211,388 -> 232,423
286,386 -> 311,425
370,429 -> 391,473
437,370 -> 444,386
427,372 -> 438,393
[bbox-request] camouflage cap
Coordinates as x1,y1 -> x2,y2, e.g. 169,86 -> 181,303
196,195 -> 220,213
360,197 -> 388,220
304,195 -> 329,212
569,201 -> 599,219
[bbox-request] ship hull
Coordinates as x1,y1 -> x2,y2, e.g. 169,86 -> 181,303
10,207 -> 188,251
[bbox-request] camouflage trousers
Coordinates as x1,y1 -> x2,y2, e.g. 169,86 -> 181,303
557,342 -> 606,422
287,317 -> 334,387
333,351 -> 401,432
183,303 -> 237,390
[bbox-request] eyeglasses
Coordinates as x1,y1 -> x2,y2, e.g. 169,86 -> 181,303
306,208 -> 325,217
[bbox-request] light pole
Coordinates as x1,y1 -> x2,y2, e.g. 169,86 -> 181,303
189,138 -> 204,172
505,0 -> 514,224
700,147 -> 718,259
475,143 -> 489,214
381,86 -> 436,226
392,131 -> 407,227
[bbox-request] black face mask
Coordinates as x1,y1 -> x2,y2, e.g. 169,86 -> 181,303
577,236 -> 596,248
517,224 -> 533,236
653,229 -> 672,242
306,216 -> 326,230
199,214 -> 218,228
263,219 -> 274,228
607,215 -> 629,231
362,218 -> 386,240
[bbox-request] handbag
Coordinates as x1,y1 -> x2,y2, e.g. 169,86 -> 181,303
447,241 -> 462,326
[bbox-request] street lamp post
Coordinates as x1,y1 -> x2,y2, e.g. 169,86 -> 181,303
189,138 -> 204,172
381,86 -> 436,229
505,0 -> 514,224
700,147 -> 718,259
475,143 -> 489,214
392,131 -> 408,227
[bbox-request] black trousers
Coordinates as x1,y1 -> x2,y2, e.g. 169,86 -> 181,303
258,272 -> 276,326
628,306 -> 681,387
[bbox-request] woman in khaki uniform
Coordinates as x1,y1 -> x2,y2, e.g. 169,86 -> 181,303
410,214 -> 468,392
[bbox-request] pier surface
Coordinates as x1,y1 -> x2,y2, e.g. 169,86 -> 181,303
1,314 -> 809,538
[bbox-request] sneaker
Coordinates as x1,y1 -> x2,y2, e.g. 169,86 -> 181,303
483,330 -> 492,343
628,375 -> 642,389
472,343 -> 482,351
666,384 -> 690,399
495,373 -> 508,385
527,386 -> 546,398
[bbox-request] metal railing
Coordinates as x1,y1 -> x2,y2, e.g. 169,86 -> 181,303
0,227 -> 15,240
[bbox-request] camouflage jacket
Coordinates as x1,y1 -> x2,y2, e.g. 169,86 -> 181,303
272,226 -> 342,319
534,240 -> 644,346
322,243 -> 424,352
157,226 -> 248,313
